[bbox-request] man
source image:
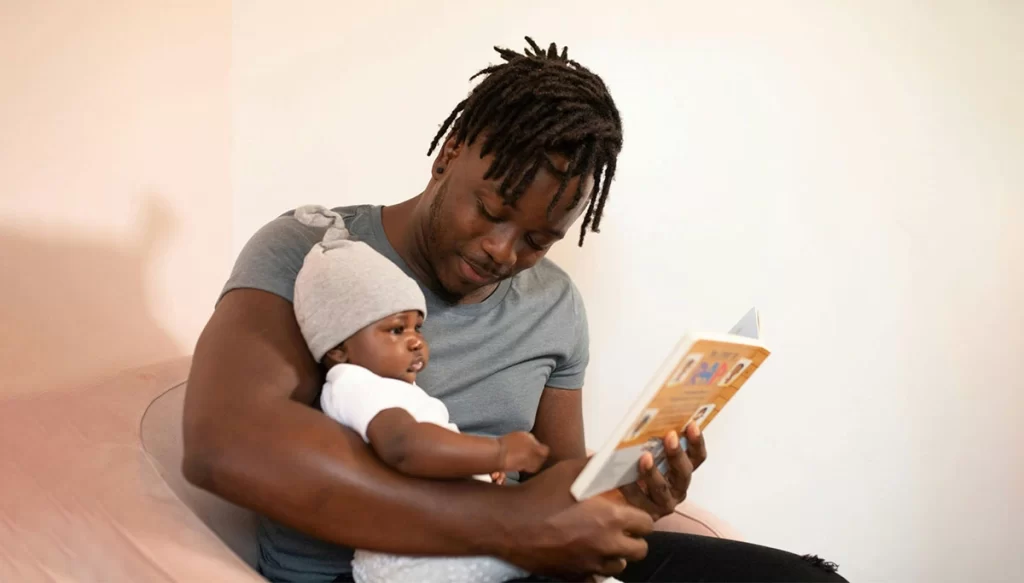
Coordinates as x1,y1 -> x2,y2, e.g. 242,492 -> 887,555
183,38 -> 845,582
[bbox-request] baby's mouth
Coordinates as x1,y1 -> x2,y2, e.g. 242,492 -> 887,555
407,356 -> 425,373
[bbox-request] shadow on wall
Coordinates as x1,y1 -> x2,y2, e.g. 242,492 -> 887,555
0,196 -> 183,397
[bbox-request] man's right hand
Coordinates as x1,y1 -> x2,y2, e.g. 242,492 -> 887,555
498,459 -> 654,578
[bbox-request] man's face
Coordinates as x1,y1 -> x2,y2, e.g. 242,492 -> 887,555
324,310 -> 429,384
423,138 -> 594,300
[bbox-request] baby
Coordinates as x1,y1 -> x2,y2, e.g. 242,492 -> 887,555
291,205 -> 548,583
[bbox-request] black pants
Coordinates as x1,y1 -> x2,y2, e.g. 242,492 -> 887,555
334,532 -> 847,582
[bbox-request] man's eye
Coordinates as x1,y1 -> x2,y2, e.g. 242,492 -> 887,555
525,235 -> 546,251
477,200 -> 502,223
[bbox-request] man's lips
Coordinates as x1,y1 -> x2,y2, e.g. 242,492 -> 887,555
459,256 -> 502,284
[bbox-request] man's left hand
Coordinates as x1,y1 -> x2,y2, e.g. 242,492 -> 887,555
619,422 -> 708,520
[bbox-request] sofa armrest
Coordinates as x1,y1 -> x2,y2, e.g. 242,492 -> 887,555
582,449 -> 741,540
654,500 -> 743,540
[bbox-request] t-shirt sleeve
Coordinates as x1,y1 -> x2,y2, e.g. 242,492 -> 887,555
546,282 -> 590,390
218,214 -> 323,304
320,368 -> 430,443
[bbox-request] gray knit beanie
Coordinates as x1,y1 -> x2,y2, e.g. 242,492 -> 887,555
292,205 -> 427,362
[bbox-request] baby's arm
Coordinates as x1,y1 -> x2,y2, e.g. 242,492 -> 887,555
366,408 -> 549,479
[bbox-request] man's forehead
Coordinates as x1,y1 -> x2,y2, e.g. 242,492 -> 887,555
507,183 -> 590,238
463,141 -> 592,216
543,151 -> 572,174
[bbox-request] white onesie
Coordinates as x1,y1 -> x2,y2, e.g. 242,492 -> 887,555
319,363 -> 528,583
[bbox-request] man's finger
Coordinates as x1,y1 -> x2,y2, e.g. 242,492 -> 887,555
659,431 -> 693,502
619,483 -> 661,520
612,533 -> 651,562
613,503 -> 655,538
637,450 -> 674,511
664,431 -> 694,501
684,422 -> 708,469
596,557 -> 629,577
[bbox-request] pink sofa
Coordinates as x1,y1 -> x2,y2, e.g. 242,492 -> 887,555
0,359 -> 740,581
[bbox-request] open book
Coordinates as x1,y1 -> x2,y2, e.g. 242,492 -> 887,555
570,308 -> 770,501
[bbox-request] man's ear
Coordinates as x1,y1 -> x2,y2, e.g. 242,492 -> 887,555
433,134 -> 462,172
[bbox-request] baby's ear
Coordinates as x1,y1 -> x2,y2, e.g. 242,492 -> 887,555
323,345 -> 348,366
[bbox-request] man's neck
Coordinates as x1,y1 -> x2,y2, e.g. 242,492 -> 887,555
379,197 -> 435,288
380,197 -> 498,305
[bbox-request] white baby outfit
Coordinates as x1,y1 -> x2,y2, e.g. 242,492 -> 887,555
320,363 -> 528,583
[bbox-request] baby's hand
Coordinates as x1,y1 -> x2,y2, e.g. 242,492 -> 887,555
490,471 -> 507,485
498,432 -> 550,474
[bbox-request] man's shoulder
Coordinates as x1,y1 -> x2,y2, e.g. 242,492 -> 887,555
219,204 -> 377,304
277,203 -> 373,219
512,258 -> 584,312
275,204 -> 375,231
250,203 -> 377,251
518,257 -> 576,289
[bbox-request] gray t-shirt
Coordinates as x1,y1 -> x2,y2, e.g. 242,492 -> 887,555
220,205 -> 589,583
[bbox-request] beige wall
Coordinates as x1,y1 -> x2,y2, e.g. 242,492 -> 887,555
3,1 -> 1021,580
1,1 -> 231,395
233,1 -> 1024,581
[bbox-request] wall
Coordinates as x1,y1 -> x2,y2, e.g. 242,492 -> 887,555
232,2 -> 1024,581
0,1 -> 232,395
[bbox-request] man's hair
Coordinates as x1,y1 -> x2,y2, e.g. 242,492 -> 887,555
428,37 -> 623,246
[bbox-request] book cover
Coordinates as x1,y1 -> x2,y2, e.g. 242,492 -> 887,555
570,308 -> 770,500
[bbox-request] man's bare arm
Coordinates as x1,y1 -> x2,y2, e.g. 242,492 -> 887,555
181,289 -> 514,555
182,289 -> 654,577
532,387 -> 587,463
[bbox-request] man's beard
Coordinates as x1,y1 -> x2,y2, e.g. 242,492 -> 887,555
426,179 -> 447,253
424,180 -> 459,300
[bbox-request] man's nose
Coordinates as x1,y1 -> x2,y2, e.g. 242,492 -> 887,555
481,226 -> 518,268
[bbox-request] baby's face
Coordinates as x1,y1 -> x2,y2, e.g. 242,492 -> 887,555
328,310 -> 429,383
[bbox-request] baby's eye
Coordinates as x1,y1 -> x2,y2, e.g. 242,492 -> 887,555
390,326 -> 404,335
415,324 -> 423,333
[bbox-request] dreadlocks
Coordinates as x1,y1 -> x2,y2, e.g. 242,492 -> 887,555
428,37 -> 623,246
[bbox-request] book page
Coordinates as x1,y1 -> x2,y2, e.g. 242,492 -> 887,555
728,307 -> 761,339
